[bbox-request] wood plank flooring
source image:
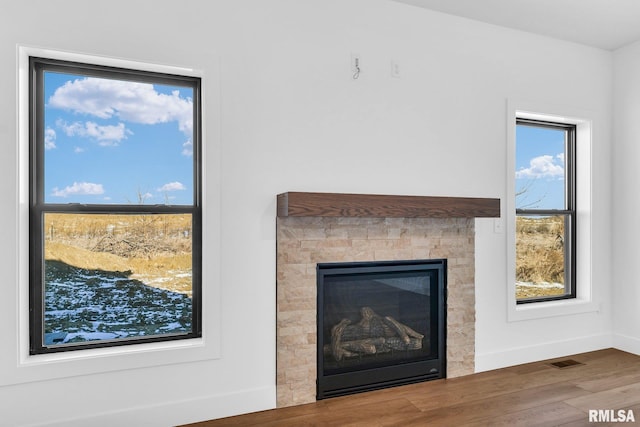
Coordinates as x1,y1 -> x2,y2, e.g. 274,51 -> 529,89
184,349 -> 640,426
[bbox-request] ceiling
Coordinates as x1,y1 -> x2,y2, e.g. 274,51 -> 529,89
392,0 -> 640,50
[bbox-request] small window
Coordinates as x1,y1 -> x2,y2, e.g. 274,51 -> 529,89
29,57 -> 202,354
515,119 -> 576,303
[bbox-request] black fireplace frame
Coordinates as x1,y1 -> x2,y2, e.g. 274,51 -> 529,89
316,259 -> 447,400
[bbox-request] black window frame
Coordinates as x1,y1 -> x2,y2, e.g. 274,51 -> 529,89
28,56 -> 202,354
515,118 -> 576,304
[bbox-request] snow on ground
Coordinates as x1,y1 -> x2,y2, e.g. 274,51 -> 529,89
44,261 -> 192,345
516,281 -> 564,289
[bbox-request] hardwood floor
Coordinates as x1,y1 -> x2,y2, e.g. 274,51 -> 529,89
184,349 -> 640,426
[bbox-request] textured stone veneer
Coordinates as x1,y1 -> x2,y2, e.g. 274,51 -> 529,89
276,217 -> 476,407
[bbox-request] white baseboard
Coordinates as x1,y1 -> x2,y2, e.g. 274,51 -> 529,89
29,386 -> 276,427
475,333 -> 613,373
613,333 -> 640,356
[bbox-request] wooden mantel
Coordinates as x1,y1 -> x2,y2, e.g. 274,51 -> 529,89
277,192 -> 500,218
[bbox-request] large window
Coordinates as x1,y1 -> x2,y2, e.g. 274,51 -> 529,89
515,118 -> 576,304
29,57 -> 202,354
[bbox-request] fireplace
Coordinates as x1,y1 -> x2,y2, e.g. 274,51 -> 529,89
317,259 -> 446,399
276,192 -> 499,407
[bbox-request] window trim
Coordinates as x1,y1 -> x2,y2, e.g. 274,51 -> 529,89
6,45 -> 220,386
28,57 -> 203,354
515,118 -> 577,304
506,99 -> 597,322
29,56 -> 202,354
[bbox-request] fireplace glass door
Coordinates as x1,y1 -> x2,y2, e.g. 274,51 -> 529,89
317,259 -> 446,399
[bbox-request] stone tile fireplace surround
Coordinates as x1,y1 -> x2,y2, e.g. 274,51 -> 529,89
276,192 -> 500,407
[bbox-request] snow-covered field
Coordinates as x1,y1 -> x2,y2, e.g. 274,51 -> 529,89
516,281 -> 564,289
44,260 -> 192,345
515,281 -> 565,299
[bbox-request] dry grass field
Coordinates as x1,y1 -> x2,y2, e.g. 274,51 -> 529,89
516,215 -> 566,299
44,213 -> 193,295
44,213 -> 563,301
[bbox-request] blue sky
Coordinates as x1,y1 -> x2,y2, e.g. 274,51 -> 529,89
43,72 -> 194,205
515,125 -> 566,210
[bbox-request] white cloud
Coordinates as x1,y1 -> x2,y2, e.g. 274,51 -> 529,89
516,154 -> 564,180
52,182 -> 104,198
45,127 -> 57,150
182,140 -> 193,156
157,181 -> 186,192
48,78 -> 193,136
57,119 -> 131,146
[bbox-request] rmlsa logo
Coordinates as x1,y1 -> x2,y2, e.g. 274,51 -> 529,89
589,409 -> 636,423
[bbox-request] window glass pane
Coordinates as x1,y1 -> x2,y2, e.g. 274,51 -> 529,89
516,214 -> 569,300
43,213 -> 193,346
43,72 -> 194,205
515,125 -> 566,210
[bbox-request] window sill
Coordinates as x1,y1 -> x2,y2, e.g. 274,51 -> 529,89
21,337 -> 205,367
508,298 -> 599,322
1,335 -> 219,387
0,337 -> 220,386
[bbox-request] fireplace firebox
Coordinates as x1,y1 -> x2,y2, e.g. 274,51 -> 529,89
317,259 -> 446,399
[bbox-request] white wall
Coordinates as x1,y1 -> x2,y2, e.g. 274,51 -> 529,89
0,1 -> 614,425
612,41 -> 640,355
